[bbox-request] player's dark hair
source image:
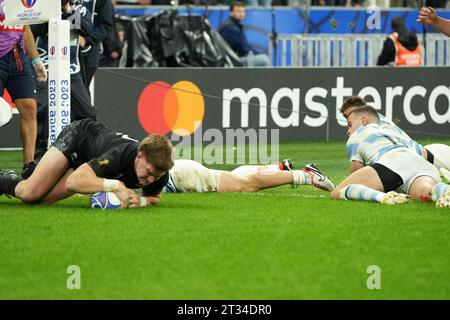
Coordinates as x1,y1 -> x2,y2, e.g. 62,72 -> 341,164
392,16 -> 407,33
138,135 -> 174,172
353,105 -> 380,124
61,0 -> 70,7
340,96 -> 367,117
230,1 -> 246,11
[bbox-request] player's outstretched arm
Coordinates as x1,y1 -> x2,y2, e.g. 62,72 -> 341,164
66,164 -> 139,208
417,6 -> 450,37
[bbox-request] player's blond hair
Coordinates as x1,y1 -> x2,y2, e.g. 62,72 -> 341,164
138,135 -> 174,172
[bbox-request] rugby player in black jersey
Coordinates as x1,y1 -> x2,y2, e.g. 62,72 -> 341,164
0,119 -> 174,208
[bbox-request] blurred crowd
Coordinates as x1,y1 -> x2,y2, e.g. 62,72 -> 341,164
116,0 -> 450,8
104,0 -> 450,68
0,0 -> 446,175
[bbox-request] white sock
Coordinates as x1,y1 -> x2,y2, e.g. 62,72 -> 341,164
432,183 -> 450,201
340,184 -> 385,203
292,170 -> 310,185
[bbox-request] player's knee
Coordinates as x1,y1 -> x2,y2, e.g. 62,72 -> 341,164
18,188 -> 44,203
65,177 -> 76,192
410,185 -> 433,202
18,105 -> 37,120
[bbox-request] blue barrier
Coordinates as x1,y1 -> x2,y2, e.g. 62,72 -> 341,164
116,6 -> 450,54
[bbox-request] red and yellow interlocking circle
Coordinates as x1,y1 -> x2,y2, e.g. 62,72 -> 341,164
137,81 -> 205,136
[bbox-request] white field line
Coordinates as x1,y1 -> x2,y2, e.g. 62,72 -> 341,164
236,192 -> 329,199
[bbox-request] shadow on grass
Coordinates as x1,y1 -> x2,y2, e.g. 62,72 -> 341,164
0,198 -> 217,214
0,201 -> 89,210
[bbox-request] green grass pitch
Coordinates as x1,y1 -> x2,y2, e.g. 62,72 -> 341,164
1,139 -> 450,299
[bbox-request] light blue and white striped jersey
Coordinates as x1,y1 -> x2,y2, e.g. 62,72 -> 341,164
378,113 -> 423,157
163,173 -> 180,193
347,124 -> 412,165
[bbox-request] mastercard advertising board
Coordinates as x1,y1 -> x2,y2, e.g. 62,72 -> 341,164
94,67 -> 450,144
2,67 -> 449,148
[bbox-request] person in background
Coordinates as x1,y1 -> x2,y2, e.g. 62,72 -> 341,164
79,0 -> 113,94
219,1 -> 270,67
0,0 -> 47,175
310,0 -> 345,5
345,0 -> 364,6
29,0 -> 98,169
418,4 -> 450,36
244,0 -> 272,7
377,16 -> 422,66
425,0 -> 447,8
116,0 -> 151,4
389,0 -> 405,7
99,0 -> 123,67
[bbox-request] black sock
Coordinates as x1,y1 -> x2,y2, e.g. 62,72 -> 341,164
3,175 -> 23,197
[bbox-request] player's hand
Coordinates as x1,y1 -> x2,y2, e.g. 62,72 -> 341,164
114,184 -> 139,208
33,61 -> 47,82
127,193 -> 142,208
417,7 -> 438,25
79,36 -> 86,48
110,51 -> 120,60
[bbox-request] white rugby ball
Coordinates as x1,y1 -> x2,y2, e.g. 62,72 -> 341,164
0,96 -> 13,127
90,191 -> 121,210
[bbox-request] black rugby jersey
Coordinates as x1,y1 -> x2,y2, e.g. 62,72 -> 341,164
70,119 -> 168,196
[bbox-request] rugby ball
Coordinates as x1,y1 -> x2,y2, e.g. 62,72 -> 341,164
90,191 -> 121,210
0,96 -> 13,127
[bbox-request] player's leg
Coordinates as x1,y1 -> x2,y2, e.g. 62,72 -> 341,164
441,168 -> 450,183
71,79 -> 97,121
408,176 -> 439,202
231,159 -> 294,177
170,160 -> 298,193
15,98 -> 37,165
331,166 -> 384,200
219,165 -> 334,192
424,144 -> 450,171
231,165 -> 278,177
229,162 -> 334,192
331,165 -> 410,204
39,168 -> 75,205
8,50 -> 38,165
231,159 -> 293,177
12,147 -> 70,203
432,182 -> 450,208
1,114 -> 83,202
409,175 -> 450,208
407,166 -> 450,208
218,169 -> 295,193
403,155 -> 448,206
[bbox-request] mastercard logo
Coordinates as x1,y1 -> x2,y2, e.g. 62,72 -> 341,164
137,81 -> 205,136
